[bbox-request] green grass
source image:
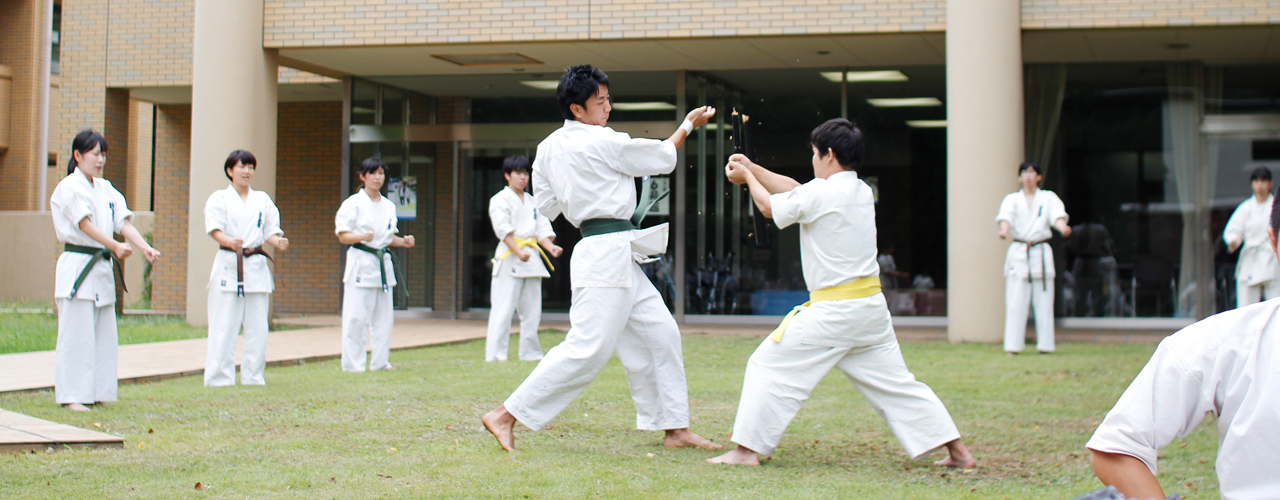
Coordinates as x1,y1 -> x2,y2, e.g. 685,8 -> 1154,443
0,312 -> 313,355
0,334 -> 1219,499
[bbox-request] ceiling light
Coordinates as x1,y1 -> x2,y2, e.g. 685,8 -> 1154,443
519,80 -> 560,90
867,97 -> 942,107
906,120 -> 948,128
820,70 -> 909,82
432,53 -> 542,66
611,102 -> 677,111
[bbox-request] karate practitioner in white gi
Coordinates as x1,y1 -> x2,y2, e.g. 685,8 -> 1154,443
483,64 -> 720,452
50,130 -> 161,412
1088,193 -> 1280,500
996,162 -> 1071,354
203,150 -> 288,386
485,154 -> 562,362
708,119 -> 975,467
335,157 -> 415,372
1223,167 -> 1278,308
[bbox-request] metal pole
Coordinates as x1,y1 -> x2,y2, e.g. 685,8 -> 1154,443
674,70 -> 687,322
37,0 -> 54,210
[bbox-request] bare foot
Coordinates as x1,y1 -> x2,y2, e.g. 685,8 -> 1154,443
63,403 -> 91,412
706,445 -> 761,465
934,439 -> 976,468
482,405 -> 517,452
1006,352 -> 1018,356
663,428 -> 723,450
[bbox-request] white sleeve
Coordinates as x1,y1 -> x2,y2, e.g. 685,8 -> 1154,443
53,183 -> 93,229
111,186 -> 134,232
489,194 -> 514,240
1085,334 -> 1214,475
1048,192 -> 1068,223
535,195 -> 556,240
1224,201 -> 1249,247
609,133 -> 678,177
264,196 -> 284,238
389,203 -> 400,235
205,191 -> 227,235
532,160 -> 563,222
769,182 -> 825,229
995,195 -> 1015,224
334,198 -> 356,235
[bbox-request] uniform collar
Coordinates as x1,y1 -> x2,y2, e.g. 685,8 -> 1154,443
828,170 -> 860,182
71,168 -> 97,188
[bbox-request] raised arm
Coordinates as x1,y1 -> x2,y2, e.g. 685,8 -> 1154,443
725,158 -> 780,219
666,106 -> 716,151
728,154 -> 800,194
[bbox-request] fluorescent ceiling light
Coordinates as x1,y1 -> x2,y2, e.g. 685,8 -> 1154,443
611,102 -> 677,111
519,80 -> 560,90
820,70 -> 909,82
906,120 -> 948,128
867,97 -> 942,107
432,53 -> 542,66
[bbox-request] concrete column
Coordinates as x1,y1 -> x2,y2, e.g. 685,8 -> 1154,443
945,0 -> 1023,343
186,0 -> 277,326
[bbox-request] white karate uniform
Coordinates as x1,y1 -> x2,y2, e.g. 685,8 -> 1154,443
1086,299 -> 1280,500
996,189 -> 1068,353
203,185 -> 283,386
335,190 -> 399,372
504,119 -> 690,432
485,186 -> 555,362
50,169 -> 133,405
1224,195 -> 1279,308
727,171 -> 961,459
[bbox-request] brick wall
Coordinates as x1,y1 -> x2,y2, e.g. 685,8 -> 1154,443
150,104 -> 190,312
127,100 -> 155,210
58,0 -> 109,171
274,101 -> 343,314
103,88 -> 131,199
0,0 -> 44,210
107,0 -> 194,87
1022,0 -> 1280,29
432,96 -> 466,312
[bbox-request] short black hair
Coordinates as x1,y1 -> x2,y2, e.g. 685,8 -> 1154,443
1019,161 -> 1042,176
359,157 -> 387,177
809,118 -> 864,170
1251,166 -> 1273,181
67,129 -> 108,175
503,155 -> 532,175
223,150 -> 257,181
557,64 -> 609,121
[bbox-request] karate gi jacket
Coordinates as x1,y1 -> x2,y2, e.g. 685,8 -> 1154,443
1224,194 -> 1279,287
995,188 -> 1068,279
335,190 -> 399,288
204,185 -> 284,293
50,169 -> 134,306
489,187 -> 556,278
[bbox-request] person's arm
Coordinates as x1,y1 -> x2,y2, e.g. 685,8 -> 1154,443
998,220 -> 1010,239
1054,218 -> 1072,238
209,230 -> 243,251
266,234 -> 289,252
502,233 -> 530,261
264,200 -> 287,251
666,106 -> 716,150
727,154 -> 800,194
120,220 -> 161,263
78,217 -> 132,261
726,161 -> 777,219
1224,202 -> 1247,252
338,231 -> 374,245
538,237 -> 563,258
390,235 -> 415,248
1090,450 -> 1166,500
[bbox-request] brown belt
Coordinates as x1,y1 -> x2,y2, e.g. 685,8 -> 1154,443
1013,238 -> 1050,291
219,245 -> 274,296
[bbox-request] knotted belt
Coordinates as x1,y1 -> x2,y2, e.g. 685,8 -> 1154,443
352,243 -> 403,294
577,184 -> 670,238
64,243 -> 126,300
218,245 -> 274,297
769,276 -> 882,342
493,237 -> 555,271
1013,238 -> 1051,291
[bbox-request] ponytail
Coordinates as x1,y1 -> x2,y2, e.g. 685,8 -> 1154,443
68,130 -> 109,175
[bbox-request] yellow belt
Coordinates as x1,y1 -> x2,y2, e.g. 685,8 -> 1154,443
493,237 -> 554,272
769,276 -> 882,342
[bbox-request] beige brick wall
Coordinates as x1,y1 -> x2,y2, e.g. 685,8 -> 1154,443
1022,0 -> 1280,29
150,103 -> 190,312
0,0 -> 46,210
274,101 -> 343,315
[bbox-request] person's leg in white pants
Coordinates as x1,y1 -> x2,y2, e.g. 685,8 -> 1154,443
1029,278 -> 1055,353
1238,279 -> 1266,308
341,283 -> 377,372
367,287 -> 394,371
205,291 -> 244,386
515,278 -> 545,362
485,272 -> 519,361
239,293 -> 271,385
1004,276 -> 1032,353
55,298 -> 118,404
613,267 -> 689,430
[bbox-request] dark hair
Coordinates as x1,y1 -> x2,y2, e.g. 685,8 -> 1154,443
1272,185 -> 1280,237
223,150 -> 258,181
557,64 -> 609,121
1019,161 -> 1043,176
67,129 -> 109,175
809,118 -> 864,170
1251,166 -> 1273,182
503,155 -> 532,175
359,157 -> 387,177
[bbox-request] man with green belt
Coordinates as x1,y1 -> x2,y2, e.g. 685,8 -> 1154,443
482,64 -> 718,452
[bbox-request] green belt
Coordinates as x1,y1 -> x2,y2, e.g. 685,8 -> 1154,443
580,218 -> 636,238
351,243 -> 404,295
64,243 -> 126,300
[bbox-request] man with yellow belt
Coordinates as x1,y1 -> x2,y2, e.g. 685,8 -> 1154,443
708,118 -> 975,467
485,155 -> 562,362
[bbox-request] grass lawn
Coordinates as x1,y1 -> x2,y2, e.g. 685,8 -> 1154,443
0,311 -> 310,355
0,333 -> 1219,499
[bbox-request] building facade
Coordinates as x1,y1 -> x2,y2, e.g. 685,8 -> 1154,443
6,0 -> 1280,342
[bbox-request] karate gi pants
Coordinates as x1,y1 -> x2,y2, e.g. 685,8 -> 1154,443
729,332 -> 960,458
485,273 -> 545,362
55,298 -> 118,405
1004,276 -> 1055,353
504,264 -> 688,432
1236,279 -> 1280,309
341,283 -> 394,372
204,291 -> 270,386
